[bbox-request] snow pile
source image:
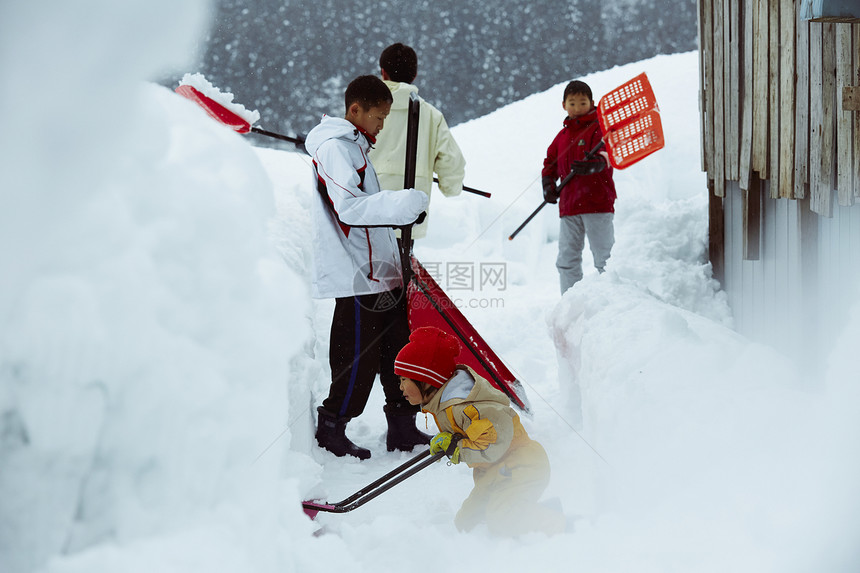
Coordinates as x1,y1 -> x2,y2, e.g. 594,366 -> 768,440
1,2 -> 311,572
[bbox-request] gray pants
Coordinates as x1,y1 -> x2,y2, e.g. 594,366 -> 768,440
557,213 -> 615,294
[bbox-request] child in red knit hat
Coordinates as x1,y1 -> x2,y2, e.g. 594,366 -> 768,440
395,326 -> 565,536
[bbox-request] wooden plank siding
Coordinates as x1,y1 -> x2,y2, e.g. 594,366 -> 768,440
713,0 -> 726,197
738,0 -> 754,191
856,24 -> 860,199
809,23 -> 826,214
794,5 -> 810,199
700,0 -> 856,219
836,24 -> 854,206
752,0 -> 769,178
698,0 -> 710,174
768,0 -> 780,199
779,0 -> 795,199
699,1 -> 860,365
727,0 -> 740,182
819,23 -> 836,217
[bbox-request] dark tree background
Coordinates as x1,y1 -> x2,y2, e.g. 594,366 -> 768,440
168,0 -> 697,144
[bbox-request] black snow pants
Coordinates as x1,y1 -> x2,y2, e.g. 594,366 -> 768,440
322,288 -> 417,420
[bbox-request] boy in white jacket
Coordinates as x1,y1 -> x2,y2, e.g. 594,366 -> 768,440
369,43 -> 466,240
304,75 -> 431,460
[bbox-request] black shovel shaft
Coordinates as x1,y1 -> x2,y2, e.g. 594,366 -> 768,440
248,125 -> 491,198
302,450 -> 445,515
250,126 -> 304,145
432,177 -> 491,198
331,452 -> 445,513
508,140 -> 606,241
399,92 -> 420,284
508,200 -> 548,240
332,448 -> 435,507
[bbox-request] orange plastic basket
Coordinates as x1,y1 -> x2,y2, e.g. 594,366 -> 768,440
597,73 -> 664,169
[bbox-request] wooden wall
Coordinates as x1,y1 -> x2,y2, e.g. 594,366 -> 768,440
698,0 -> 859,217
698,0 -> 860,363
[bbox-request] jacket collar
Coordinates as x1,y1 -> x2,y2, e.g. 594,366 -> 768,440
355,126 -> 376,145
305,115 -> 373,155
384,80 -> 419,110
563,108 -> 598,129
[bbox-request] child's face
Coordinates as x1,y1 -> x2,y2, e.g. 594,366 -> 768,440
399,376 -> 425,406
347,101 -> 391,138
563,93 -> 593,119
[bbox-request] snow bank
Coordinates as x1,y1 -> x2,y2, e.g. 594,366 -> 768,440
0,2 -> 312,572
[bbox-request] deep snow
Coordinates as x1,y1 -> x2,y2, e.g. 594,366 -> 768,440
1,2 -> 859,573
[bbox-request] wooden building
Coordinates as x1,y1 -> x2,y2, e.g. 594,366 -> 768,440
698,0 -> 859,365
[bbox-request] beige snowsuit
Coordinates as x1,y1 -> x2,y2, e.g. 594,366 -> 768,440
422,367 -> 564,536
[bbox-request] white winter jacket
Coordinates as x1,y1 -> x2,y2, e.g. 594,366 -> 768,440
369,81 -> 466,239
304,115 -> 429,299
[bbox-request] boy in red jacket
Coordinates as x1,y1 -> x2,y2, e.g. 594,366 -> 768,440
541,80 -> 617,294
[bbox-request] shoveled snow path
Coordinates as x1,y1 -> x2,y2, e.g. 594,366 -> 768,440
258,144 -> 613,534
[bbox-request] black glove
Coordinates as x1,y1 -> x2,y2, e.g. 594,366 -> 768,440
542,176 -> 559,204
414,211 -> 427,225
570,157 -> 606,175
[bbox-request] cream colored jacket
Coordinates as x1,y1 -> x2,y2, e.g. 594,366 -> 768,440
369,81 -> 466,238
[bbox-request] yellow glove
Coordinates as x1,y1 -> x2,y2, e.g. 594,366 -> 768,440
429,432 -> 461,465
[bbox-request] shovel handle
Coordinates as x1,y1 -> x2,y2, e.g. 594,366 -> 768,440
301,450 -> 445,517
508,140 -> 606,241
250,127 -> 304,145
432,178 -> 491,198
508,201 -> 548,240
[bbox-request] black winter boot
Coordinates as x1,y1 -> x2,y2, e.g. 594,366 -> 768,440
315,407 -> 371,460
384,403 -> 433,452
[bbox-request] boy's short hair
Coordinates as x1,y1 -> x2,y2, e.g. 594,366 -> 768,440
379,43 -> 418,83
344,75 -> 394,112
563,80 -> 593,102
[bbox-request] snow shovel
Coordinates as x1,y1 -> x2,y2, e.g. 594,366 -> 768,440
173,80 -> 491,198
508,72 -> 665,240
398,91 -> 421,284
406,255 -> 531,412
302,449 -> 445,519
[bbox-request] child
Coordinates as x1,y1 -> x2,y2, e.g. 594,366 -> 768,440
395,326 -> 564,536
304,75 -> 431,460
541,80 -> 617,294
369,42 -> 466,240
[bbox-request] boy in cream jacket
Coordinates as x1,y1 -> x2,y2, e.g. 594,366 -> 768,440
369,43 -> 466,239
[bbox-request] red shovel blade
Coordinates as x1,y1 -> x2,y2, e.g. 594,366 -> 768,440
603,108 -> 665,169
596,72 -> 665,170
597,73 -> 659,130
175,85 -> 252,134
301,501 -> 336,520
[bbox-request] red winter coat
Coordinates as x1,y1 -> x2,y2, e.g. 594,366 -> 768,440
541,109 -> 616,217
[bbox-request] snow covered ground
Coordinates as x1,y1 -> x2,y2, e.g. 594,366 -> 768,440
2,2 -> 859,573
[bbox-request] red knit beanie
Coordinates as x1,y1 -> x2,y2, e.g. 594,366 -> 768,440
394,326 -> 461,388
